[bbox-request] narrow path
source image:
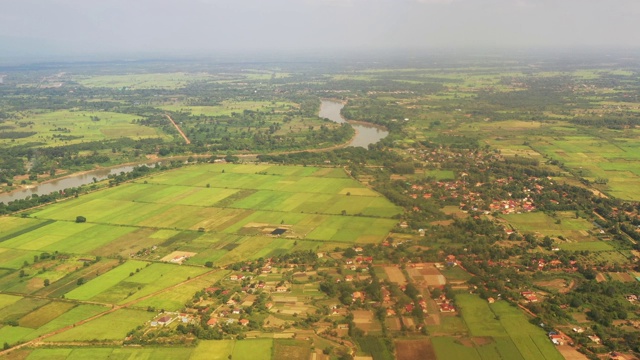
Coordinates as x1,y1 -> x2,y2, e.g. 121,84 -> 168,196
165,114 -> 191,144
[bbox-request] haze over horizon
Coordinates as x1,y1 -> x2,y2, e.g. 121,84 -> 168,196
2,0 -> 640,61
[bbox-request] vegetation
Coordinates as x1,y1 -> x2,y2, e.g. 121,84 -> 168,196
1,55 -> 640,359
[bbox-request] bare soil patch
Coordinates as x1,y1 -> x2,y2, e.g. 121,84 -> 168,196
384,266 -> 407,285
395,339 -> 436,360
556,345 -> 588,360
161,251 -> 197,263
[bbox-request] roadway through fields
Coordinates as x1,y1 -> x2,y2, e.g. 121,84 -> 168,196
165,114 -> 191,144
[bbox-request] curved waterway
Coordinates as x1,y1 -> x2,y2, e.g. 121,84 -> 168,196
319,100 -> 388,148
0,163 -> 159,204
0,100 -> 387,204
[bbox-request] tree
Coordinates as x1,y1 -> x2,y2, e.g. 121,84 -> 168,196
205,261 -> 214,268
75,216 -> 86,223
44,279 -> 50,286
77,278 -> 85,286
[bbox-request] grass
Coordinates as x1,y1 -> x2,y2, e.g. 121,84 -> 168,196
456,294 -> 563,360
272,339 -> 312,360
431,337 -> 481,359
19,301 -> 75,328
45,308 -> 153,341
501,212 -> 594,241
24,347 -> 194,360
64,260 -> 149,301
191,340 -> 236,360
0,110 -> 166,148
232,339 -> 273,360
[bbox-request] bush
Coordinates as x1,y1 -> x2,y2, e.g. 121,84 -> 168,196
75,216 -> 86,223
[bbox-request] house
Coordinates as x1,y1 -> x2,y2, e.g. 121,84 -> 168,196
405,303 -> 414,313
345,275 -> 354,282
487,297 -> 495,304
157,315 -> 173,326
265,302 -> 274,310
239,319 -> 250,326
521,291 -> 538,303
207,318 -> 218,327
232,309 -> 241,315
352,291 -> 365,302
625,294 -> 638,302
572,327 -> 584,333
549,334 -> 564,345
206,287 -> 220,294
230,274 -> 244,281
445,255 -> 457,266
440,304 -> 455,313
275,286 -> 288,293
588,335 -> 601,344
386,308 -> 396,316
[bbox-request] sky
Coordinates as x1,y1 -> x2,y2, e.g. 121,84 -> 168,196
1,0 -> 639,59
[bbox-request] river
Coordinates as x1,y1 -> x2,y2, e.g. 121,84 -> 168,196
0,163 -> 159,204
0,100 -> 388,204
318,100 -> 389,148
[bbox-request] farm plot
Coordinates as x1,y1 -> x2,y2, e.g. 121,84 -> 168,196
191,340 -> 236,360
82,263 -> 209,305
45,308 -> 153,342
24,347 -> 194,360
272,339 -> 313,360
395,339 -> 436,360
232,338 -> 273,360
456,294 -> 563,360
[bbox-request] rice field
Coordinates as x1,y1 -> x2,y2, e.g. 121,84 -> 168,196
0,163 -> 399,349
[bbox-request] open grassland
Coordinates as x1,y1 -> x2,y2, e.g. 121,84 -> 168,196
2,110 -> 166,147
159,100 -> 296,116
74,72 -> 216,89
501,212 -> 595,242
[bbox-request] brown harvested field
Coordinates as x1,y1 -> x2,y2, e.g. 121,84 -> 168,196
263,315 -> 289,328
395,339 -> 436,360
353,310 -> 374,324
424,312 -> 440,326
386,317 -> 402,331
406,264 -> 446,286
402,317 -> 415,329
353,310 -> 380,332
556,345 -> 588,360
160,251 -> 197,263
273,339 -> 312,360
423,275 -> 446,286
607,272 -> 635,282
595,272 -> 607,282
384,266 -> 407,285
534,278 -> 574,294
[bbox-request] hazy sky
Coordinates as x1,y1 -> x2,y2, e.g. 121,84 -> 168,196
1,0 -> 639,58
